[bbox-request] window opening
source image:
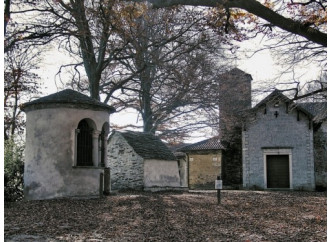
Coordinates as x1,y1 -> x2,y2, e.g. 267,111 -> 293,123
77,120 -> 93,166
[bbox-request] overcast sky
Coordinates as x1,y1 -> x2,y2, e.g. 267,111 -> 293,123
34,33 -> 323,142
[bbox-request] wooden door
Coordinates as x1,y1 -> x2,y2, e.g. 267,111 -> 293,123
266,155 -> 290,188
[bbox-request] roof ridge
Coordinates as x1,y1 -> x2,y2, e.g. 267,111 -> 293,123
116,131 -> 177,161
179,136 -> 224,151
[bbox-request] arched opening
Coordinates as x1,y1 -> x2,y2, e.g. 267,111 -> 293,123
77,119 -> 93,166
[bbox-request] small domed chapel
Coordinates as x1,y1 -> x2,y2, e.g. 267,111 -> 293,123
22,89 -> 115,200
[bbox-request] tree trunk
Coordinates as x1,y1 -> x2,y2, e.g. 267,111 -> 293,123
141,66 -> 155,134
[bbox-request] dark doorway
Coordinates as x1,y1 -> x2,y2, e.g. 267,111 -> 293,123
77,119 -> 93,166
266,155 -> 290,188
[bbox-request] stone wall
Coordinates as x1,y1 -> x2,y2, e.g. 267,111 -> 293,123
219,68 -> 252,139
107,132 -> 144,190
188,150 -> 222,189
314,121 -> 327,190
218,68 -> 252,186
242,101 -> 315,191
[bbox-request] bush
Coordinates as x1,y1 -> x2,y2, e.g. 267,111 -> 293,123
4,138 -> 24,202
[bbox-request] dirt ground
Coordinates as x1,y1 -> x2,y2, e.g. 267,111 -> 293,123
4,190 -> 327,241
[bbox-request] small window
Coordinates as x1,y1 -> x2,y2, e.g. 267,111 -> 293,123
212,156 -> 221,167
77,120 -> 93,166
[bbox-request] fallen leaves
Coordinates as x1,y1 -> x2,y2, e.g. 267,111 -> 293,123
4,190 -> 326,241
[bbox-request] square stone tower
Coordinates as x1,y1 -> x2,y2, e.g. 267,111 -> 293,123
218,68 -> 252,187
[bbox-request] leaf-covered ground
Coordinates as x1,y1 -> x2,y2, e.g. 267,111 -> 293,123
4,190 -> 326,241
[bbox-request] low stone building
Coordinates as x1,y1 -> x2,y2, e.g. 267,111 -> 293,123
107,131 -> 181,191
21,89 -> 115,200
242,90 -> 326,191
179,137 -> 224,189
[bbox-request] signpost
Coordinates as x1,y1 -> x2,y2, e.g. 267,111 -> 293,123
215,175 -> 222,204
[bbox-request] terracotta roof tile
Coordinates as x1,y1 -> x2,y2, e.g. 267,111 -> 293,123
178,137 -> 224,151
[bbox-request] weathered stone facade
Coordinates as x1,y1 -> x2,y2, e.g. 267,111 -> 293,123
107,131 -> 181,191
188,151 -> 222,189
313,121 -> 327,190
299,102 -> 327,190
107,132 -> 144,190
218,68 -> 252,139
218,68 -> 252,186
242,91 -> 315,190
178,137 -> 223,189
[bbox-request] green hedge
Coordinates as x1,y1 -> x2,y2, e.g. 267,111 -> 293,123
4,138 -> 24,202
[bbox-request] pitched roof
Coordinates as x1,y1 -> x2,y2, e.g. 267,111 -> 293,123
21,89 -> 115,113
178,137 -> 224,152
246,90 -> 326,121
297,102 -> 327,122
115,131 -> 177,161
253,89 -> 291,110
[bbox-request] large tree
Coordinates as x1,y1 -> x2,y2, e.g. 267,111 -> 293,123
106,7 -> 229,136
69,5 -> 230,138
6,0 -> 137,100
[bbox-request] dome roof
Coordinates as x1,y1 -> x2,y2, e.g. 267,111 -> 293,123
21,89 -> 115,113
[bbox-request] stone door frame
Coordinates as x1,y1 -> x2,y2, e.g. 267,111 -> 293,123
263,148 -> 293,190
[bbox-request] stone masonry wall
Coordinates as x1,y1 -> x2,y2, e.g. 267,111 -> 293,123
314,121 -> 327,190
242,101 -> 315,191
107,132 -> 144,190
188,151 -> 222,189
218,69 -> 252,186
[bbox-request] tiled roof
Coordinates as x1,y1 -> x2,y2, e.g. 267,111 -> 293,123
178,137 -> 224,151
21,89 -> 115,113
117,131 -> 177,161
297,102 -> 327,122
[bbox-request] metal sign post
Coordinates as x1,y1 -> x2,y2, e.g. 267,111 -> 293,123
215,175 -> 222,204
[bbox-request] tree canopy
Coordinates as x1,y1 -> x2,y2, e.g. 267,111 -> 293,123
4,0 -> 327,141
140,0 -> 326,47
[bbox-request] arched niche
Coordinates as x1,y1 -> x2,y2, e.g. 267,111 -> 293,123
76,118 -> 97,166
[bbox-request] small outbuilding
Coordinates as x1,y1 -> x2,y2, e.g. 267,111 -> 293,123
178,137 -> 224,189
107,131 -> 181,191
21,89 -> 115,200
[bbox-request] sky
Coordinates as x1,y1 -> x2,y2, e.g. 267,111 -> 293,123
33,37 -> 322,143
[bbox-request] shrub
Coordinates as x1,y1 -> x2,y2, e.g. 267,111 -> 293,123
4,138 -> 24,202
